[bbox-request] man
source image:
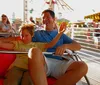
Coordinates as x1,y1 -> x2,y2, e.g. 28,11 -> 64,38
28,9 -> 88,85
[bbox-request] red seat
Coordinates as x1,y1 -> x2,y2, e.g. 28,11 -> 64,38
0,79 -> 3,85
0,53 -> 16,85
0,48 -> 56,85
47,77 -> 57,85
0,54 -> 16,76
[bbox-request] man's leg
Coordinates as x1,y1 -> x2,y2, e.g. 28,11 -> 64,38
28,47 -> 48,85
54,61 -> 88,85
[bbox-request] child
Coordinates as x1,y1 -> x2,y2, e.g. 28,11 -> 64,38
0,23 -> 66,85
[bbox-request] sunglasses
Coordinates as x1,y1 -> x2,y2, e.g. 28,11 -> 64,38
2,16 -> 7,17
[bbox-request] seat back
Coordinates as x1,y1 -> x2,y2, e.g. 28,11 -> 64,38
0,47 -> 16,77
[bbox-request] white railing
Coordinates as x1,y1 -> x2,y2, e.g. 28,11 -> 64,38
67,27 -> 100,51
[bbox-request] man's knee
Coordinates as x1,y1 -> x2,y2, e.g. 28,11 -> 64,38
28,47 -> 42,59
76,61 -> 88,75
68,61 -> 88,75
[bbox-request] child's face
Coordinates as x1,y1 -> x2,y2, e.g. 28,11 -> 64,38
20,29 -> 33,44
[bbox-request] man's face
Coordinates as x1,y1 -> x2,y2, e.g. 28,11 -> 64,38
42,12 -> 55,27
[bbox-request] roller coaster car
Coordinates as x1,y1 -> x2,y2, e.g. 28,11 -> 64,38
0,48 -> 90,85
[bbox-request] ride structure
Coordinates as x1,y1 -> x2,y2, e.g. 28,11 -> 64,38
45,0 -> 74,11
23,0 -> 74,23
23,0 -> 28,23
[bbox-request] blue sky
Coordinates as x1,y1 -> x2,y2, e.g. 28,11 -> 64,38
0,0 -> 100,22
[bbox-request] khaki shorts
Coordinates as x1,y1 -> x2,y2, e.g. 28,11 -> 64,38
45,57 -> 75,79
4,66 -> 33,85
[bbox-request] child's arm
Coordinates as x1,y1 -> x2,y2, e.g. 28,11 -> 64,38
45,22 -> 66,48
0,40 -> 14,50
0,37 -> 17,41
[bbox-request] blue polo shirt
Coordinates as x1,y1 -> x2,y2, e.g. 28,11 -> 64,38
32,30 -> 73,60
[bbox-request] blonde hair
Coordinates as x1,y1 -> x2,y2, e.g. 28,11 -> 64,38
19,24 -> 34,36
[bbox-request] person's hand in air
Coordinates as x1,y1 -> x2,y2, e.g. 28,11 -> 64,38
59,22 -> 67,33
55,22 -> 67,56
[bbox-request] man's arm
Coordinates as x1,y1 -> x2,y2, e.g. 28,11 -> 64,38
63,40 -> 81,51
55,40 -> 81,55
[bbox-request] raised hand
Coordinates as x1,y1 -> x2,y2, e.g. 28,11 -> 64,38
59,22 -> 67,33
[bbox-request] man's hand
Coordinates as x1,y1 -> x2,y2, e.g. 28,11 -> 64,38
59,22 -> 67,33
55,44 -> 66,56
